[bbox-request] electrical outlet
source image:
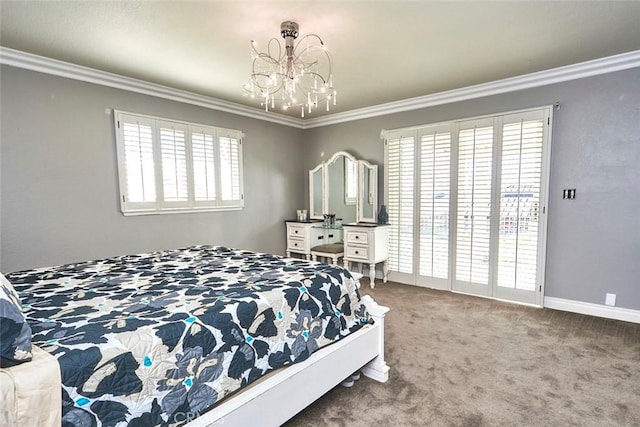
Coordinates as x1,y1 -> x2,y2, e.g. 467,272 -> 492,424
563,189 -> 577,200
605,293 -> 616,306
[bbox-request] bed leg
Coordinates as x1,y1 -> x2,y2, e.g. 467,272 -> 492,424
359,295 -> 390,383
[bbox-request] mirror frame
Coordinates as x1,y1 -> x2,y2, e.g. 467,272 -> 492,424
309,151 -> 378,223
358,159 -> 378,223
324,151 -> 359,221
308,163 -> 325,220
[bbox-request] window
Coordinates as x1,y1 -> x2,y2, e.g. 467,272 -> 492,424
419,128 -> 451,280
115,111 -> 244,215
383,107 -> 551,305
385,132 -> 415,276
455,121 -> 494,286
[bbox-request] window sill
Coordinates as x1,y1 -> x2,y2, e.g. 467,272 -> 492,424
121,206 -> 243,216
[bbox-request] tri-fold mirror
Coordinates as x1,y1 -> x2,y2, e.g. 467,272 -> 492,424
309,151 -> 378,223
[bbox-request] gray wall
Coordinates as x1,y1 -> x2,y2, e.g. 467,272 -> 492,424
2,64 -> 639,311
0,66 -> 305,272
303,68 -> 640,311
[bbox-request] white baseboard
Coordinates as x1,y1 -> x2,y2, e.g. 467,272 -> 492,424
544,297 -> 640,324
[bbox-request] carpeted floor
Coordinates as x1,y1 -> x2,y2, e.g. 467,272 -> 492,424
285,282 -> 640,427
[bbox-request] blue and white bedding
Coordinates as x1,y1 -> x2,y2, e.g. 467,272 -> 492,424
6,246 -> 370,426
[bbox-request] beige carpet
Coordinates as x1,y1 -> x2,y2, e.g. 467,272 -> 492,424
285,282 -> 640,426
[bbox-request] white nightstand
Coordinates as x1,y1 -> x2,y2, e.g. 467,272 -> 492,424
343,224 -> 389,288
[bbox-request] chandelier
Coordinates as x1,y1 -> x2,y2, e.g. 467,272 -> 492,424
243,21 -> 336,117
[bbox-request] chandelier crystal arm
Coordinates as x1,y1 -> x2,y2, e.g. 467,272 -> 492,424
266,38 -> 283,61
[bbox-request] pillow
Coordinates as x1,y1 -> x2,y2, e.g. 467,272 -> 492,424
0,272 -> 33,367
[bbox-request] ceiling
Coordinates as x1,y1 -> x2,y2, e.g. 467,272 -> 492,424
2,1 -> 640,119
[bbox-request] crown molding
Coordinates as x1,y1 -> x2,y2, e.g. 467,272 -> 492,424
0,47 -> 306,129
303,49 -> 640,128
2,47 -> 639,130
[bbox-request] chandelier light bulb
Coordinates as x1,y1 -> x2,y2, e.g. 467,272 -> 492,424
243,20 -> 335,116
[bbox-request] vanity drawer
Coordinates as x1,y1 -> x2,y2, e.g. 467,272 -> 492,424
312,228 -> 326,242
345,230 -> 369,245
346,245 -> 369,260
323,229 -> 342,244
287,236 -> 306,251
287,225 -> 306,238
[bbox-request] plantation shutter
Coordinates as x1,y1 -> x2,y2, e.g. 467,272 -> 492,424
383,107 -> 549,305
419,129 -> 451,280
115,111 -> 244,215
118,114 -> 157,211
218,132 -> 243,206
455,121 -> 494,285
158,121 -> 189,206
386,133 -> 415,275
191,128 -> 217,203
497,114 -> 545,291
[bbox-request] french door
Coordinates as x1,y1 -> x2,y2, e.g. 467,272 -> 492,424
385,107 -> 551,306
453,118 -> 494,297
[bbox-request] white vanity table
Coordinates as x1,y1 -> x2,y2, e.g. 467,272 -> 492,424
343,224 -> 389,288
285,221 -> 342,259
288,150 -> 389,288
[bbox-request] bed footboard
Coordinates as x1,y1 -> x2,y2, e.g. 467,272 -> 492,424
360,295 -> 391,383
186,295 -> 390,427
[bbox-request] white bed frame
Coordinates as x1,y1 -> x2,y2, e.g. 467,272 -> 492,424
185,295 -> 390,426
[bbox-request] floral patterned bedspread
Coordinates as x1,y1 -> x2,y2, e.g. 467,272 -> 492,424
6,246 -> 370,426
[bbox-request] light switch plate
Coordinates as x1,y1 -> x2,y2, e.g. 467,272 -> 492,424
563,189 -> 577,200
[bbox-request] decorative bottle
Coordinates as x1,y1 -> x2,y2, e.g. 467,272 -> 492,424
378,205 -> 389,225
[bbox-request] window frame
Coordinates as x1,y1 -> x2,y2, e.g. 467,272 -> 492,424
383,106 -> 552,306
114,110 -> 244,216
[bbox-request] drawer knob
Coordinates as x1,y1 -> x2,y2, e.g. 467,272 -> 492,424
355,236 -> 359,239
318,236 -> 323,240
295,230 -> 299,234
294,243 -> 298,246
355,251 -> 359,254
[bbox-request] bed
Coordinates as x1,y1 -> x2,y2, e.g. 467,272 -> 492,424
1,246 -> 389,426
